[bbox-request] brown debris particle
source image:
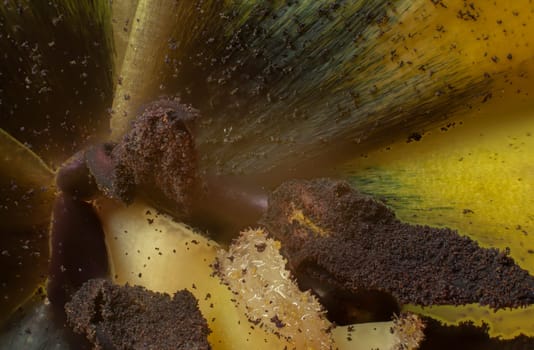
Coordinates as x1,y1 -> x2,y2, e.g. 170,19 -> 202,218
65,279 -> 211,350
255,242 -> 267,252
270,315 -> 286,329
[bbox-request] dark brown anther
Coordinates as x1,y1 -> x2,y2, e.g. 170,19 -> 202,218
109,99 -> 198,219
64,279 -> 211,350
261,179 -> 534,312
47,194 -> 109,307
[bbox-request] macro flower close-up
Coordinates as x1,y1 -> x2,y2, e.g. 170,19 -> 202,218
1,1 -> 534,349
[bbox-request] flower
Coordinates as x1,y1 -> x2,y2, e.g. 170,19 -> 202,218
1,1 -> 533,348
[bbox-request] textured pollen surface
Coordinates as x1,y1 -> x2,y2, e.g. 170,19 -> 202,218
65,279 -> 211,350
111,100 -> 198,218
216,228 -> 334,350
